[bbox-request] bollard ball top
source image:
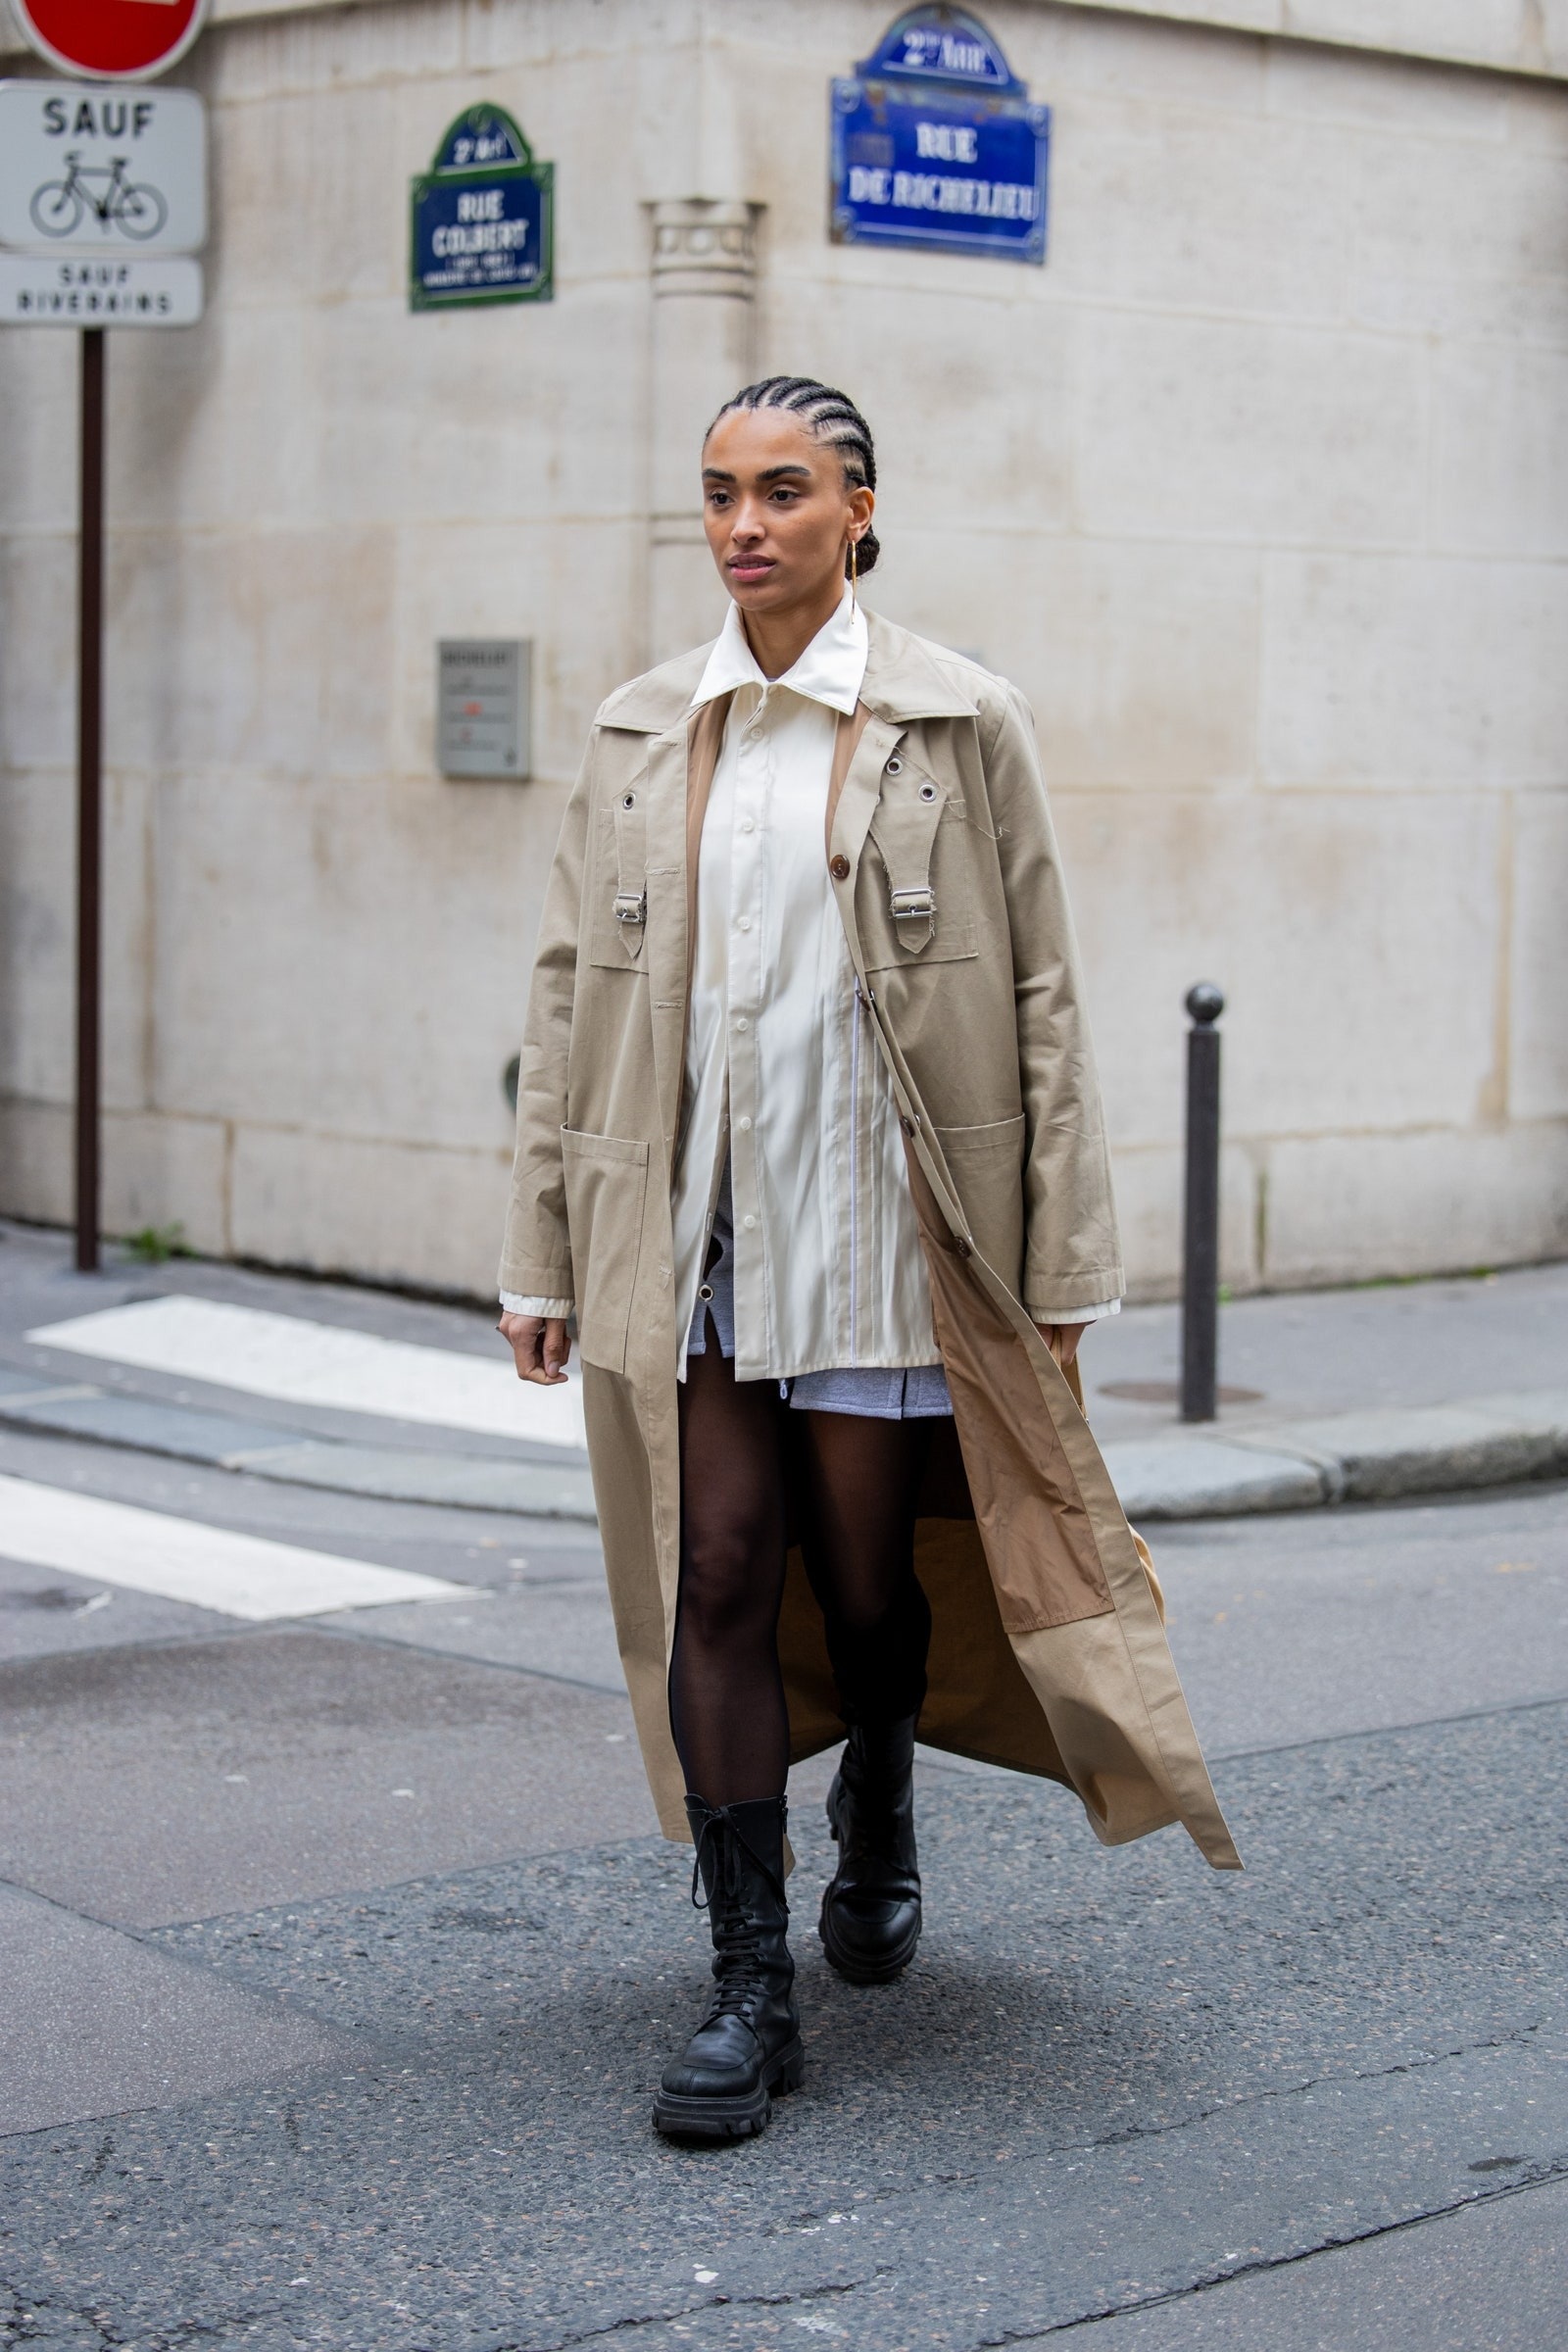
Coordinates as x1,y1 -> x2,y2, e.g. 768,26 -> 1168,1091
1186,981 -> 1225,1026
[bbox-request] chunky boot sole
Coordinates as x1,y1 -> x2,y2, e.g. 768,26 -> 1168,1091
818,1890 -> 921,1984
651,2036 -> 805,2142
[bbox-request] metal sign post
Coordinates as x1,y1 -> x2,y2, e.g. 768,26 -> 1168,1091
1,77 -> 207,1270
75,325 -> 105,1269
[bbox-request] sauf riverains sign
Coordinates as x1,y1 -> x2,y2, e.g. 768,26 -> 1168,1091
410,105 -> 554,310
831,5 -> 1051,264
0,78 -> 207,323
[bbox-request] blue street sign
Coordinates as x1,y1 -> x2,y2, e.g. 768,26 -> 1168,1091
830,6 -> 1050,265
410,104 -> 553,310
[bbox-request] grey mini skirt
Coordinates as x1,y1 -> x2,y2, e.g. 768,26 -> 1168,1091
686,1167 -> 954,1422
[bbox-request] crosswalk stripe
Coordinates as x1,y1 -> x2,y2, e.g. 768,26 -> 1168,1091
26,1295 -> 588,1450
0,1473 -> 470,1622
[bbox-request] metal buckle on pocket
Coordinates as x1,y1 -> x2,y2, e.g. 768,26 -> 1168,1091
613,890 -> 647,927
890,886 -> 935,922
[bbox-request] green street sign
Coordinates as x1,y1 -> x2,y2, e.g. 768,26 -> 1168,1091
410,105 -> 553,311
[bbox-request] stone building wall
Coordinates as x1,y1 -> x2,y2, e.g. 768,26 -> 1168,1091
2,0 -> 1565,1297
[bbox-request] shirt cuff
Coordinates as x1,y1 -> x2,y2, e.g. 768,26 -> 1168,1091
500,1292 -> 574,1319
1026,1298 -> 1121,1326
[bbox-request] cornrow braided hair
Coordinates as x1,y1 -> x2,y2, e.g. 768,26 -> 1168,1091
707,375 -> 881,576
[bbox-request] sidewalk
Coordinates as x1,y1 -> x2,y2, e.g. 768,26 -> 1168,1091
1,1219 -> 1564,1522
1087,1261 -> 1568,1517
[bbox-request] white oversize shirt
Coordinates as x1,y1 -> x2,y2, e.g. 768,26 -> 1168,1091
670,592 -> 939,1381
503,593 -> 1118,1364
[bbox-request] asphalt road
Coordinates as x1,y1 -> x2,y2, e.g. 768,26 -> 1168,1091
2,1379 -> 1565,2344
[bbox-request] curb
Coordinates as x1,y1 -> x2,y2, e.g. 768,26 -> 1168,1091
0,1379 -> 599,1521
1103,1390 -> 1568,1519
3,1376 -> 1564,1528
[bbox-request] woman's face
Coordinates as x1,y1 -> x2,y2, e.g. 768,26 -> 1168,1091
701,409 -> 873,616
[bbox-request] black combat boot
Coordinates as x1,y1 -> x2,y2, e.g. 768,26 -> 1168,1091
819,1715 -> 921,1984
653,1794 -> 803,2141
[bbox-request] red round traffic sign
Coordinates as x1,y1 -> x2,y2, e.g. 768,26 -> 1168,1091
13,1 -> 211,82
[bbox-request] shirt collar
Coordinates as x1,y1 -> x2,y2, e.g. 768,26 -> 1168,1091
690,590 -> 868,717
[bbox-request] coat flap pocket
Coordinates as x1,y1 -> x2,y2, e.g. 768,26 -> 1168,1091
560,1128 -> 649,1374
562,1126 -> 650,1167
934,1112 -> 1027,1160
931,1114 -> 1027,1296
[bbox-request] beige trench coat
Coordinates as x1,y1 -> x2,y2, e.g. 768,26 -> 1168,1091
502,612 -> 1241,1872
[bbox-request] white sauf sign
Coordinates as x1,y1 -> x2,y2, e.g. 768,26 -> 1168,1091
0,78 -> 207,257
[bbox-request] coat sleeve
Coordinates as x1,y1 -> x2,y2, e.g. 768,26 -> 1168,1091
497,735 -> 595,1302
982,684 -> 1125,1316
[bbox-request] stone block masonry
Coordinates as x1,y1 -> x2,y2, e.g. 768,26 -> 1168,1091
1,0 -> 1564,1297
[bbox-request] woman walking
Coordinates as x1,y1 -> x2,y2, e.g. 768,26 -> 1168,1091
498,376 -> 1238,2143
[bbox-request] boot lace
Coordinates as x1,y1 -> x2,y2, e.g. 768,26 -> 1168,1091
687,1803 -> 787,1912
689,1804 -> 788,2024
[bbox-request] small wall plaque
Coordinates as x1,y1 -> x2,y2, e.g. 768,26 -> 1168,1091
437,639 -> 530,780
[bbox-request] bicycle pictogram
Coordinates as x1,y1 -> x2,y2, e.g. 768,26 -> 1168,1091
29,153 -> 170,242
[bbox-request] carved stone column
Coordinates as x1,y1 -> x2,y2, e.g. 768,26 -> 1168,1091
646,199 -> 761,663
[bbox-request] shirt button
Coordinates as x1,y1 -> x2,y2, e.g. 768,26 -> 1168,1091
735,1015 -> 749,1032
736,915 -> 751,932
740,816 -> 756,833
743,1215 -> 758,1231
737,1115 -> 753,1132
829,854 -> 850,881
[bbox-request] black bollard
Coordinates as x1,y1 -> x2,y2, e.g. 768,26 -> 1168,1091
1181,983 -> 1225,1423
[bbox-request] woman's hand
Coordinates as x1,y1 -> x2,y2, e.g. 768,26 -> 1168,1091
1034,1321 -> 1084,1369
499,1311 -> 572,1385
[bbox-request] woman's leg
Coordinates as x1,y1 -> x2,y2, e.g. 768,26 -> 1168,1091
656,1336 -> 801,2142
795,1407 -> 931,1984
794,1409 -> 932,1727
669,1331 -> 791,1805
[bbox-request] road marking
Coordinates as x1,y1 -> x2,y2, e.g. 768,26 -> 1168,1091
26,1295 -> 588,1449
0,1473 -> 470,1622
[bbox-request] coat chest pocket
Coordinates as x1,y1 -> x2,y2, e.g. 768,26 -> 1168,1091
588,785 -> 650,968
860,764 -> 978,970
561,1127 -> 649,1373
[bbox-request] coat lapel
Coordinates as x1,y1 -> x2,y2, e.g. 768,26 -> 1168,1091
642,722 -> 694,1175
827,710 -> 902,886
685,694 -> 732,971
642,692 -> 733,1176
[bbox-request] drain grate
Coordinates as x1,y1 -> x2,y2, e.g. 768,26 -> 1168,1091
0,1585 -> 104,1613
1098,1379 -> 1264,1406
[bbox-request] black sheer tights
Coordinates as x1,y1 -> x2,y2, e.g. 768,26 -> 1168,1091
669,1329 -> 933,1807
669,1334 -> 791,1807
